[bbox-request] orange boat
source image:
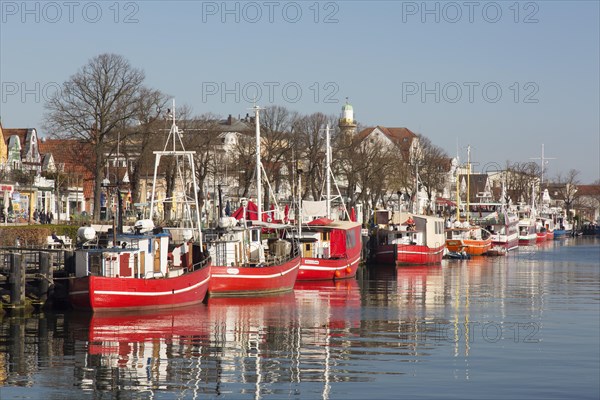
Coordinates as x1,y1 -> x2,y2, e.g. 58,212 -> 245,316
445,224 -> 492,256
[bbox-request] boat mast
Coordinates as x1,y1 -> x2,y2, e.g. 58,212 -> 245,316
455,167 -> 460,221
414,160 -> 419,214
149,99 -> 202,245
325,124 -> 331,219
530,144 -> 555,210
254,105 -> 262,220
298,170 -> 302,235
531,183 -> 536,218
466,145 -> 471,224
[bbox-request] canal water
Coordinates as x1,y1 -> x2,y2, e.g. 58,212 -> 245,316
1,237 -> 598,399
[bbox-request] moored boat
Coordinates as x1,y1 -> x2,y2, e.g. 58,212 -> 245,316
297,218 -> 362,280
535,224 -> 547,243
69,222 -> 211,312
206,106 -> 301,297
471,206 -> 519,256
370,211 -> 446,265
206,215 -> 300,297
543,219 -> 555,240
518,217 -> 537,246
69,101 -> 211,312
296,125 -> 362,280
445,222 -> 492,256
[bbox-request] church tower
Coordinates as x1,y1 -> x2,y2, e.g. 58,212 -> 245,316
338,98 -> 357,137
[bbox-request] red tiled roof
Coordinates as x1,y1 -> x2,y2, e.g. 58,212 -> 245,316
3,128 -> 29,156
577,185 -> 600,197
39,139 -> 96,199
355,126 -> 417,158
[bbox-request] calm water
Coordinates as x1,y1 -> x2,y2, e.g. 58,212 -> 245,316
1,237 -> 598,399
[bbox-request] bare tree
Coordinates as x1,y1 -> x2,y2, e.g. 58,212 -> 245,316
504,161 -> 541,205
122,88 -> 169,206
413,134 -> 450,213
554,169 -> 580,221
44,53 -> 148,219
291,112 -> 331,200
260,106 -> 297,203
182,113 -> 223,219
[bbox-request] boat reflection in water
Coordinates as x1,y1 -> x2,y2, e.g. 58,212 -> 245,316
294,279 -> 362,399
71,281 -> 363,399
74,306 -> 214,395
396,265 -> 444,308
74,292 -> 299,398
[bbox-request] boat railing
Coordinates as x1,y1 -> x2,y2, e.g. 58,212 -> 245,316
190,255 -> 211,272
263,245 -> 300,267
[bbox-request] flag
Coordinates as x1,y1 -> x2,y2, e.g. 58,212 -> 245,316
284,204 -> 290,223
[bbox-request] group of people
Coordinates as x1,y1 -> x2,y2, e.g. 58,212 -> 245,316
33,209 -> 54,224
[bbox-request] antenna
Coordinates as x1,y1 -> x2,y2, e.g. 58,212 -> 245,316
530,144 -> 556,187
249,103 -> 263,219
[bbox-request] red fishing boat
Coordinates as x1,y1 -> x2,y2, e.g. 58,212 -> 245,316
206,106 -> 301,297
207,222 -> 301,296
69,101 -> 210,312
371,211 -> 446,265
295,125 -> 363,280
297,219 -> 362,280
69,228 -> 210,311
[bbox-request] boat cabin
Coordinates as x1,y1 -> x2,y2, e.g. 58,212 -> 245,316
518,219 -> 536,235
75,232 -> 172,279
295,220 -> 361,260
376,213 -> 445,247
208,227 -> 266,267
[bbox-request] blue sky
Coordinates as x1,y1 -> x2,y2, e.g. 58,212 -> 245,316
1,0 -> 599,182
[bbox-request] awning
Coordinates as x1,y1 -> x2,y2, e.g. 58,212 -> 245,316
435,198 -> 456,206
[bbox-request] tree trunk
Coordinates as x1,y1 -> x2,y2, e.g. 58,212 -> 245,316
93,148 -> 104,220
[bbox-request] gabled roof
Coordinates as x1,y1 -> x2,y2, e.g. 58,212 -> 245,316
3,128 -> 29,153
39,139 -> 96,198
577,185 -> 600,197
355,126 -> 417,158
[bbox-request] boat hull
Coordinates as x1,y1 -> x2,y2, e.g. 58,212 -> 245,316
297,225 -> 363,280
69,265 -> 211,312
373,243 -> 444,265
519,235 -> 537,246
546,230 -> 554,240
396,244 -> 445,265
208,257 -> 300,297
446,238 -> 492,256
298,252 -> 361,280
536,232 -> 547,243
489,235 -> 520,255
553,229 -> 569,238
